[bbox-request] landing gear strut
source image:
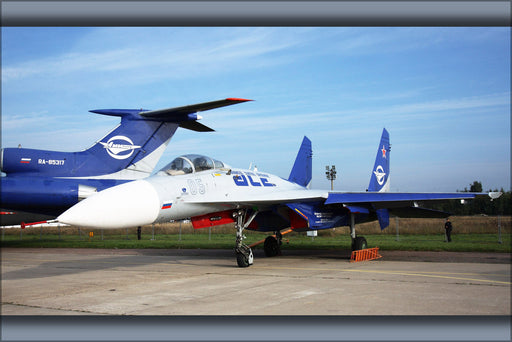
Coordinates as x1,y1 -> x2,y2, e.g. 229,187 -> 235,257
349,213 -> 368,251
233,209 -> 257,267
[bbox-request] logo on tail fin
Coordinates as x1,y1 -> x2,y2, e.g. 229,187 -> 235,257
368,128 -> 390,192
99,136 -> 141,160
373,165 -> 386,185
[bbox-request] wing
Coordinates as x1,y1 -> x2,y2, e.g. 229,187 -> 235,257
323,191 -> 502,229
324,192 -> 497,208
185,190 -> 500,209
186,190 -> 501,231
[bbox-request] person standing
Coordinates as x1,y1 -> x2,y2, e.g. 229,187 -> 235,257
444,218 -> 453,242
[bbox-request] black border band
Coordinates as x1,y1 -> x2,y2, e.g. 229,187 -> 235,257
2,1 -> 511,26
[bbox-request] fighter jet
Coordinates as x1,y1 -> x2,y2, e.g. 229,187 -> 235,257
56,128 -> 502,267
0,98 -> 251,226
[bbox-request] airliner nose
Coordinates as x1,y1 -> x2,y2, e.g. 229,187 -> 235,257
58,180 -> 160,229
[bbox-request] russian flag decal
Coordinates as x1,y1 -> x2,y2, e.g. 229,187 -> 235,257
161,202 -> 172,210
20,158 -> 31,164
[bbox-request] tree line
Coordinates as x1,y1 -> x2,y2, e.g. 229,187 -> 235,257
427,181 -> 511,216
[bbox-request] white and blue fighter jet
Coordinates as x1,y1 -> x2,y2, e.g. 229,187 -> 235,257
56,128 -> 502,267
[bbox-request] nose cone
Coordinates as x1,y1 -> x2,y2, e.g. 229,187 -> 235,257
58,180 -> 160,229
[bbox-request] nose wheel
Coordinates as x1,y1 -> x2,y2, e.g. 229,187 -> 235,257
236,244 -> 254,267
233,209 -> 257,267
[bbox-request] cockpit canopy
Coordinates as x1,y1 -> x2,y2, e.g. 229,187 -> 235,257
158,154 -> 225,176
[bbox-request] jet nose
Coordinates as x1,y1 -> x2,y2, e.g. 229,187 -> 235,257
58,180 -> 160,229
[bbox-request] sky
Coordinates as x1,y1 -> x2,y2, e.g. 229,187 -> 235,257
1,27 -> 510,192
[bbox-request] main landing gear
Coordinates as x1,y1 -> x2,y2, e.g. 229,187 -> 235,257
233,209 -> 257,267
349,213 -> 368,251
264,231 -> 282,257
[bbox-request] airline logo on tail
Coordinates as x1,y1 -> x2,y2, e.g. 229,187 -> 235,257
99,135 -> 141,160
373,165 -> 386,186
373,144 -> 388,185
381,145 -> 387,158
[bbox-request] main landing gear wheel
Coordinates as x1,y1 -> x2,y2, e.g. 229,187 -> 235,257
352,236 -> 368,251
264,235 -> 282,257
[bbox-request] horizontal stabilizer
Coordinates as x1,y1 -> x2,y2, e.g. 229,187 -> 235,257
90,98 -> 252,132
140,98 -> 252,119
89,109 -> 149,117
179,121 -> 215,132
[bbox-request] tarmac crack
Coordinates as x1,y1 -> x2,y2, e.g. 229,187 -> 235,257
205,272 -> 352,281
2,301 -> 105,315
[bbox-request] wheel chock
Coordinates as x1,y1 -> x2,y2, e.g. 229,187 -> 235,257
350,247 -> 382,262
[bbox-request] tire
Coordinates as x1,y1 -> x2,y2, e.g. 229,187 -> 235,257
236,252 -> 251,267
352,236 -> 368,251
264,236 -> 280,257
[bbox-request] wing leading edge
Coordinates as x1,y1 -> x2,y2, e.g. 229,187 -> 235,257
324,191 -> 500,207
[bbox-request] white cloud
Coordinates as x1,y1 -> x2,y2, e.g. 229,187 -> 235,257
2,27 -> 307,86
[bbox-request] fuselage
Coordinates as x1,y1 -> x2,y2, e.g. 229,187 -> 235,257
57,164 -> 308,229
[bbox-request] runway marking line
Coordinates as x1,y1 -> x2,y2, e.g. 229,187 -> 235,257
3,256 -> 510,285
252,265 -> 512,285
3,257 -> 507,277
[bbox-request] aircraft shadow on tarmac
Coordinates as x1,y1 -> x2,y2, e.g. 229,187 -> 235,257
2,248 -> 356,280
1,253 -> 226,280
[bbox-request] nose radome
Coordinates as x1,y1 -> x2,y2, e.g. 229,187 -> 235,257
58,180 -> 160,229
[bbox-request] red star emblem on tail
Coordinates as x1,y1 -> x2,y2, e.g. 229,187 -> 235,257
381,145 -> 386,158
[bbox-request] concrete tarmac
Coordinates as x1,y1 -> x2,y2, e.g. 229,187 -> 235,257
1,248 -> 510,315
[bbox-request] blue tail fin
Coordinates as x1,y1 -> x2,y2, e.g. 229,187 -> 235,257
368,128 -> 390,192
0,113 -> 177,179
78,113 -> 178,179
368,128 -> 391,230
288,136 -> 312,188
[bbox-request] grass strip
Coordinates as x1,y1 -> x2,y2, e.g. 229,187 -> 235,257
1,233 -> 510,253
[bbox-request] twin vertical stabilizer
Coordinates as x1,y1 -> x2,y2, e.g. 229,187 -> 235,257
288,136 -> 313,188
368,128 -> 391,229
368,128 -> 390,193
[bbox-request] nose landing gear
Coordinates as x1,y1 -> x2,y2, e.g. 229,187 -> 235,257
349,212 -> 367,251
233,209 -> 257,267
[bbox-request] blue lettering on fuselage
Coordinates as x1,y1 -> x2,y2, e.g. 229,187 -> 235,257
233,174 -> 248,186
232,171 -> 276,187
